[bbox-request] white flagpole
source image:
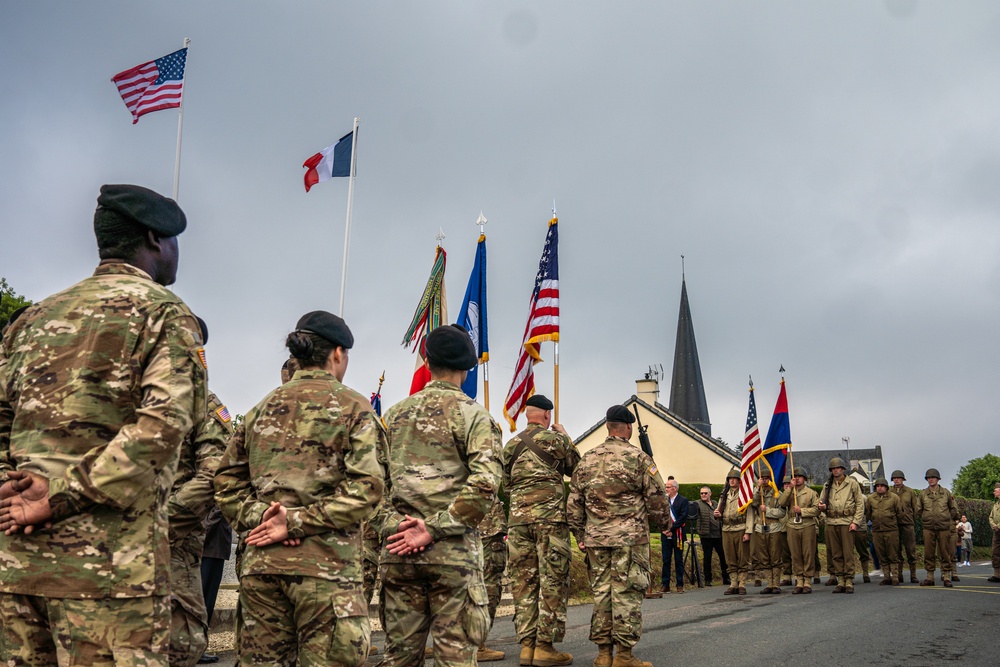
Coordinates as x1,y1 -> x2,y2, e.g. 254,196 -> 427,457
477,211 -> 489,411
339,117 -> 360,316
172,37 -> 190,201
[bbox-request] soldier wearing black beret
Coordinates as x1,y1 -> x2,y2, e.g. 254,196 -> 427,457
606,405 -> 636,424
425,323 -> 477,371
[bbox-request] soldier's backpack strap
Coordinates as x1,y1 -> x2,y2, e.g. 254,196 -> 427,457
506,431 -> 565,477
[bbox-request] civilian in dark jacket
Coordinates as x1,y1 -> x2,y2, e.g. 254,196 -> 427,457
695,486 -> 729,587
660,479 -> 690,593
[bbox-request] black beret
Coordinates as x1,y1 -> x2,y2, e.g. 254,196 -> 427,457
606,405 -> 635,424
196,316 -> 208,345
526,394 -> 554,410
97,184 -> 186,237
426,324 -> 477,370
296,310 -> 354,349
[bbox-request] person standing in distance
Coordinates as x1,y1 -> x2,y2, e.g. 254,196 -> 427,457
0,184 -> 206,665
817,457 -> 865,594
567,406 -> 672,667
915,468 -> 959,587
376,324 -> 502,667
503,393 -> 579,667
660,479 -> 690,594
778,467 -> 819,594
693,486 -> 728,588
717,468 -> 750,595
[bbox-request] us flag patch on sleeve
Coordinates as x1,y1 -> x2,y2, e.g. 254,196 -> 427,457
216,405 -> 231,422
197,348 -> 208,368
648,464 -> 658,476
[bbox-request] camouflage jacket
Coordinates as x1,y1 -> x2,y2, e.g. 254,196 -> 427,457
503,422 -> 580,526
865,492 -> 901,532
778,485 -> 820,529
214,369 -> 384,584
169,391 -> 233,558
0,261 -> 206,598
889,484 -> 919,526
479,496 -> 507,539
566,436 -> 672,548
916,485 -> 959,531
376,380 -> 502,568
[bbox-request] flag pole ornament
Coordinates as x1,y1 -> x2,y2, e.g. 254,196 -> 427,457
370,370 -> 386,426
402,242 -> 448,395
112,47 -> 188,124
760,378 -> 791,494
459,213 -> 489,406
503,214 -> 560,431
738,377 -> 761,511
303,130 -> 354,192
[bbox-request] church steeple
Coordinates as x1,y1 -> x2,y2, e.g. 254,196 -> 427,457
668,268 -> 711,436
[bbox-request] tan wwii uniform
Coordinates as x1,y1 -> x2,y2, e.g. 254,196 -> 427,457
720,486 -> 750,592
778,485 -> 819,591
746,482 -> 786,591
915,484 -> 959,585
989,491 -> 1000,580
0,261 -> 207,666
865,491 -> 902,585
822,476 -> 866,591
168,391 -> 233,666
889,481 -> 920,582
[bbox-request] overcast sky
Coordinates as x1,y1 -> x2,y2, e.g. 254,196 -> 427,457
3,1 -> 998,486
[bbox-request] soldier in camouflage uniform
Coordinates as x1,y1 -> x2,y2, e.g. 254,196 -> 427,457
477,498 -> 508,662
567,405 -> 672,667
502,393 -> 579,667
889,469 -> 920,583
865,478 -> 902,586
746,468 -> 786,594
0,185 -> 206,666
214,311 -> 384,666
362,520 -> 381,606
817,457 -> 865,593
778,467 -> 819,594
915,468 -> 959,587
375,324 -> 501,667
717,467 -> 750,595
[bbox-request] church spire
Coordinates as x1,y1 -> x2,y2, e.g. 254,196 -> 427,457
668,268 -> 711,436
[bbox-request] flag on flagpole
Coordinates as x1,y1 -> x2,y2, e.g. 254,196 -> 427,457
738,382 -> 761,510
459,234 -> 488,399
402,246 -> 447,395
503,217 -> 559,431
112,48 -> 187,124
303,131 -> 354,192
760,379 -> 791,489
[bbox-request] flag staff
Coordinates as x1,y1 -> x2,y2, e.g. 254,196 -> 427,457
476,211 -> 490,411
338,117 -> 360,316
171,37 -> 190,201
551,200 -> 560,424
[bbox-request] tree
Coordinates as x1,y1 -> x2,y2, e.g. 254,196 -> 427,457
0,277 -> 32,330
952,454 -> 1000,499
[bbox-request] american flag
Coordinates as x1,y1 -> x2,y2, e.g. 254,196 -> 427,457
112,48 -> 187,124
503,217 -> 559,431
738,381 -> 761,510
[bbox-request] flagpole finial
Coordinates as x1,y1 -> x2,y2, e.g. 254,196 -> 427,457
748,375 -> 754,389
552,199 -> 557,217
476,211 -> 487,234
436,228 -> 446,246
681,254 -> 685,279
779,365 -> 785,375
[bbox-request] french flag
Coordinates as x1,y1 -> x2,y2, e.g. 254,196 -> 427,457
303,131 -> 353,192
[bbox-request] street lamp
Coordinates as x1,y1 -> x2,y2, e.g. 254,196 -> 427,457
842,436 -> 851,478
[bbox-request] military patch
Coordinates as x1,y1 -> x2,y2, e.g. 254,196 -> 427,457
648,464 -> 658,476
216,405 -> 231,422
197,347 -> 208,368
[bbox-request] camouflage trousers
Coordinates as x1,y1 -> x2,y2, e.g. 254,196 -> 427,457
786,527 -> 817,587
586,546 -> 648,649
238,574 -> 370,667
922,529 -> 955,582
169,547 -> 209,667
898,524 -> 918,568
379,562 -> 490,667
482,533 -> 508,626
362,556 -> 379,607
0,593 -> 169,666
721,530 -> 749,588
507,523 -> 570,644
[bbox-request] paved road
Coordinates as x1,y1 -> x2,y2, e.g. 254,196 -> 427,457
210,562 -> 999,666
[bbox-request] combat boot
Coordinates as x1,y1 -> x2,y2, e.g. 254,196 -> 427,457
520,639 -> 536,666
533,642 -> 573,667
612,646 -> 651,667
478,645 -> 506,662
824,577 -> 837,586
988,568 -> 1000,583
910,566 -> 919,583
593,644 -> 614,667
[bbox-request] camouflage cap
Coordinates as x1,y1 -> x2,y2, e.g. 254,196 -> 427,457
296,310 -> 354,349
526,394 -> 554,410
425,324 -> 476,370
97,184 -> 186,237
605,405 -> 635,424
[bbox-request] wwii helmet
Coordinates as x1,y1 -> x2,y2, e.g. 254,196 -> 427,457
874,477 -> 890,489
829,457 -> 847,471
925,468 -> 941,480
783,474 -> 792,485
726,467 -> 741,480
758,467 -> 773,479
890,469 -> 905,481
793,466 -> 809,479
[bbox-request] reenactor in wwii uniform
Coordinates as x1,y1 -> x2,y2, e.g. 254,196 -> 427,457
567,405 -> 672,667
865,478 -> 902,586
915,468 -> 959,587
214,311 -> 385,666
376,324 -> 501,667
817,457 -> 865,593
503,393 -> 579,667
717,467 -> 751,595
746,468 -> 787,594
988,482 -> 1000,582
0,184 -> 206,665
476,498 -> 508,662
889,469 -> 921,583
778,467 -> 820,594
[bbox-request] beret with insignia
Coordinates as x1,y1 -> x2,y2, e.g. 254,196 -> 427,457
97,184 -> 187,237
296,310 -> 354,349
606,405 -> 635,424
425,324 -> 477,371
526,394 -> 554,410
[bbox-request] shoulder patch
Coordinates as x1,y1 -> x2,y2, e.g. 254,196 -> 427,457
215,405 -> 231,423
197,348 -> 208,369
648,463 -> 658,476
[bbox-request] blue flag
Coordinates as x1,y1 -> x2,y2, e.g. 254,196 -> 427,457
459,234 -> 488,399
761,380 -> 791,488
